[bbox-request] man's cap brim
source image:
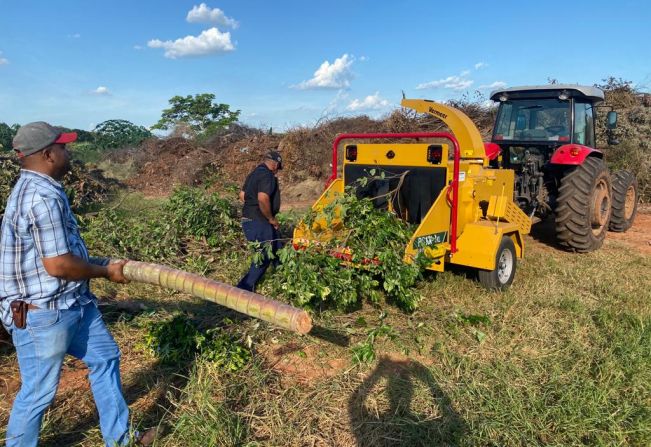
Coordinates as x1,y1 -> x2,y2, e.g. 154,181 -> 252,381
55,132 -> 77,144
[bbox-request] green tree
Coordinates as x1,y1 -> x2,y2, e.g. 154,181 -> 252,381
152,93 -> 240,136
0,123 -> 20,151
94,119 -> 152,149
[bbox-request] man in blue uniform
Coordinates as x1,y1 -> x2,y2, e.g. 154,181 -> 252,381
237,150 -> 283,292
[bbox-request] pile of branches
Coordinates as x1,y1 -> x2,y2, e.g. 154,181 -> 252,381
269,177 -> 428,312
0,155 -> 121,215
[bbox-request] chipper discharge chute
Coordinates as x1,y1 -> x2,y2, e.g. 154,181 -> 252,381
293,99 -> 532,290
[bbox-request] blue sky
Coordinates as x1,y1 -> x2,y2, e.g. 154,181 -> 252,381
1,0 -> 650,131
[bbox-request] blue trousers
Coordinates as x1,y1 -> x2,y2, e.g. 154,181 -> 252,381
5,302 -> 130,447
237,220 -> 281,292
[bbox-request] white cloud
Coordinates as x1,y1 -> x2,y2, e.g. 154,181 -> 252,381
133,45 -> 144,50
187,3 -> 239,28
147,27 -> 234,59
324,90 -> 350,113
0,51 -> 8,65
92,86 -> 111,95
416,75 -> 473,91
346,92 -> 390,111
475,62 -> 488,70
294,54 -> 355,90
68,33 -> 81,39
478,81 -> 507,90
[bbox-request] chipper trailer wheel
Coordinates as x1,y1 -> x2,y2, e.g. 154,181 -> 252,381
478,236 -> 516,290
609,170 -> 638,233
555,157 -> 612,252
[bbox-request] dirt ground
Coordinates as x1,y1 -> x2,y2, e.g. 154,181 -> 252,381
606,205 -> 651,254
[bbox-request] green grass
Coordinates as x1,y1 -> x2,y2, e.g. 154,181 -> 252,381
0,194 -> 649,446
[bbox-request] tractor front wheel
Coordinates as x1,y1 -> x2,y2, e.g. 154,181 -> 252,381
478,236 -> 516,290
609,170 -> 638,232
555,157 -> 612,252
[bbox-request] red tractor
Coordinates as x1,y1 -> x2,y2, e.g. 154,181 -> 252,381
489,85 -> 638,251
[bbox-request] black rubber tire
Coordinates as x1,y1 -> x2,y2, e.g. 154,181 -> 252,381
555,157 -> 612,252
478,236 -> 516,290
609,170 -> 638,232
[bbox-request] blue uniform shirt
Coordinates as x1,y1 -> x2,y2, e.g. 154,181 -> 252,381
0,170 -> 104,328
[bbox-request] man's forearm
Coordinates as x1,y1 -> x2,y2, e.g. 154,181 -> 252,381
89,256 -> 110,267
42,253 -> 109,281
258,197 -> 274,221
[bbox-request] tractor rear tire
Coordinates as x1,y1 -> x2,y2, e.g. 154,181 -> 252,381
478,236 -> 516,290
608,170 -> 638,232
555,157 -> 612,252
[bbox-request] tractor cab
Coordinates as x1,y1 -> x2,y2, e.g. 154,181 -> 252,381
489,85 -> 613,169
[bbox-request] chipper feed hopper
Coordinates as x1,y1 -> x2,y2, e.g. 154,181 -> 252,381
293,99 -> 532,290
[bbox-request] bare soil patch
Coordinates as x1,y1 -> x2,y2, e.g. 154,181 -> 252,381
606,205 -> 651,254
263,341 -> 348,385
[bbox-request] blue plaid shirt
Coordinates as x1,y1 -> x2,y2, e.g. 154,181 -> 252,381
0,170 -> 106,328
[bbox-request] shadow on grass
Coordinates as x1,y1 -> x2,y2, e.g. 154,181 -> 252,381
348,357 -> 466,447
309,324 -> 351,347
35,299 -> 242,447
0,326 -> 12,355
529,215 -> 565,249
39,359 -> 183,447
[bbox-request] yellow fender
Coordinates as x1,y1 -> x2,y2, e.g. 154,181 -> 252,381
451,222 -> 524,270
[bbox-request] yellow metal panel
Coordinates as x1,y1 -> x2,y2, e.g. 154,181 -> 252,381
487,195 -> 509,218
486,195 -> 532,235
312,178 -> 343,210
450,222 -> 522,270
400,99 -> 487,162
346,143 -> 449,167
293,179 -> 344,245
404,185 -> 452,272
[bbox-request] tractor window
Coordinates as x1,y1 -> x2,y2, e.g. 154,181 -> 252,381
494,99 -> 570,142
574,102 -> 595,147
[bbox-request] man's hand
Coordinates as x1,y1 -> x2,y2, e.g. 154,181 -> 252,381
107,260 -> 129,284
269,217 -> 280,230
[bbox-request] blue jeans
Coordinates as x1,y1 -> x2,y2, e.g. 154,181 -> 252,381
5,302 -> 129,447
237,220 -> 281,292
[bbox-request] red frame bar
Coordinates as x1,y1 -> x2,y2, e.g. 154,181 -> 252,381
328,132 -> 461,253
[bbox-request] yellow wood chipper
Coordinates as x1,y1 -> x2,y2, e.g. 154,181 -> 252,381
293,99 -> 532,290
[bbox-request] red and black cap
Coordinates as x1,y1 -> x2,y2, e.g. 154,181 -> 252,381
13,122 -> 77,157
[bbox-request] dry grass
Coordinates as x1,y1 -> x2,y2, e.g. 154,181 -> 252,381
1,203 -> 649,446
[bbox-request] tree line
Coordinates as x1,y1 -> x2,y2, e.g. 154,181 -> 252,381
0,93 -> 240,151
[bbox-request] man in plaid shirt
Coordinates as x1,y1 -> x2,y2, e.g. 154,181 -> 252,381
0,122 -> 154,446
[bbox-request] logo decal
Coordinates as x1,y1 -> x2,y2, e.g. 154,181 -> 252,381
413,231 -> 448,248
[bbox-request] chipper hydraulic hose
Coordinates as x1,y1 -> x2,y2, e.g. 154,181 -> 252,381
120,260 -> 313,335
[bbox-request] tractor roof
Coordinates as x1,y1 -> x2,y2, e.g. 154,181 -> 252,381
490,85 -> 605,103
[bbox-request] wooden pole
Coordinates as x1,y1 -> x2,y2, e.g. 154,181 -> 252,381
122,260 -> 312,335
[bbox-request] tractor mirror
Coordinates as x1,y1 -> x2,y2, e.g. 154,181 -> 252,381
607,111 -> 618,129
